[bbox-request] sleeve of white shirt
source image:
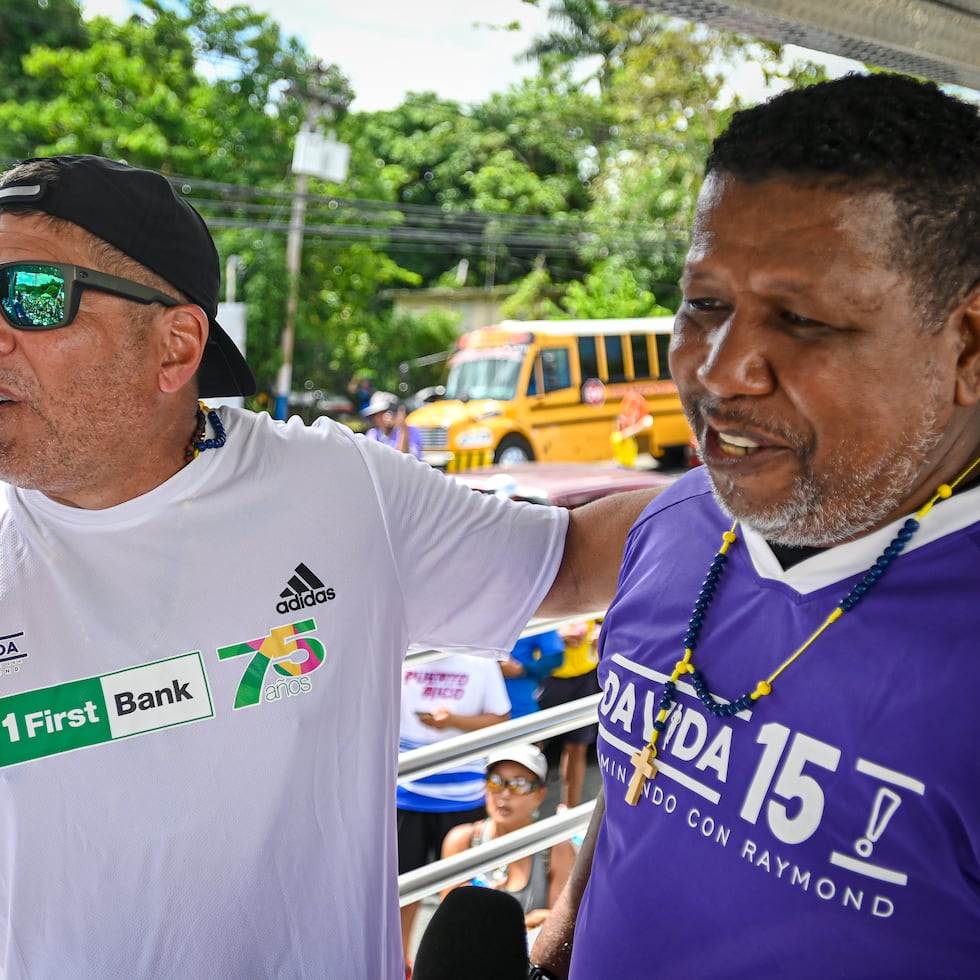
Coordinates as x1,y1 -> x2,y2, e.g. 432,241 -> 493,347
352,435 -> 569,657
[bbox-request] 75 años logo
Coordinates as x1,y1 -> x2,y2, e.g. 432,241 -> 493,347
217,619 -> 326,709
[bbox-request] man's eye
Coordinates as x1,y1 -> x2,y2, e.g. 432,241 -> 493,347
684,297 -> 724,312
781,310 -> 826,328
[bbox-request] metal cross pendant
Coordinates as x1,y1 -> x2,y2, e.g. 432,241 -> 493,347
626,744 -> 658,805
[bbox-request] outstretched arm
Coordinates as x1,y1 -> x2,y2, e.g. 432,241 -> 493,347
538,488 -> 663,618
528,787 -> 605,979
417,708 -> 510,732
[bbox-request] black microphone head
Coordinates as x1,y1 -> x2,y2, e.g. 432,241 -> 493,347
412,886 -> 528,980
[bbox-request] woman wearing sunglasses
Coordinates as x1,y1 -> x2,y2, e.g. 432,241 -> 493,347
439,745 -> 576,934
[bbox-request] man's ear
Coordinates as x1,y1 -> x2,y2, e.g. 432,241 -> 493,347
158,305 -> 208,394
954,285 -> 980,407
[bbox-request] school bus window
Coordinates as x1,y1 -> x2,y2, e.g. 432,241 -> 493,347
630,334 -> 650,379
655,333 -> 672,379
578,336 -> 599,382
542,349 -> 571,392
605,335 -> 627,382
526,361 -> 539,396
445,346 -> 525,400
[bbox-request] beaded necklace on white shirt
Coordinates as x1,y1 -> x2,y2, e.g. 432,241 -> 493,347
183,401 -> 227,463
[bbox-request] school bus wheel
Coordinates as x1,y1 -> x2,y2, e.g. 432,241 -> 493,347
494,435 -> 534,465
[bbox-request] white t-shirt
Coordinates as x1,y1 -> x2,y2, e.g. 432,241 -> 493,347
398,653 -> 511,810
0,408 -> 567,980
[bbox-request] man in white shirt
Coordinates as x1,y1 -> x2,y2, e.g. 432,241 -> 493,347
0,154 -> 655,979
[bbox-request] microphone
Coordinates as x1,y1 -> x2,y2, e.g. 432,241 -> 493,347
412,886 -> 529,980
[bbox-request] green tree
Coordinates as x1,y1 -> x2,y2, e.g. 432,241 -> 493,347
0,0 -> 87,109
336,74 -> 608,291
0,0 -> 424,404
0,0 -> 840,402
506,3 -> 833,312
0,0 -> 322,183
373,309 -> 461,395
499,264 -> 563,320
519,0 -> 647,93
556,259 -> 673,317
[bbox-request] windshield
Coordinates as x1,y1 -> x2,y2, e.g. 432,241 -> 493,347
444,348 -> 525,401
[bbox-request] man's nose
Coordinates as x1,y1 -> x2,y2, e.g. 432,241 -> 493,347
695,314 -> 775,399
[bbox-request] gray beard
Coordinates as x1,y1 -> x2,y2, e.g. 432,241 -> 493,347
702,382 -> 946,548
710,443 -> 936,547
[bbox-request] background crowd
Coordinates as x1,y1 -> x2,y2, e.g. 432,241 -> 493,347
397,621 -> 599,975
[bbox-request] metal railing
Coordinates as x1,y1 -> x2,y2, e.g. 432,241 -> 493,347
402,613 -> 603,669
398,694 -> 601,783
396,628 -> 602,906
398,801 -> 595,906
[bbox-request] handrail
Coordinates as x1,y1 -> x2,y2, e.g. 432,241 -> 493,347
403,612 -> 604,668
398,801 -> 594,905
397,620 -> 604,908
398,694 -> 601,781
396,693 -> 602,906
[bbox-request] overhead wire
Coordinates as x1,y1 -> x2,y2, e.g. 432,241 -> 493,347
173,173 -> 689,256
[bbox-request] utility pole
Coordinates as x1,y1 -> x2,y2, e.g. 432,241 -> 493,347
273,104 -> 315,422
274,67 -> 351,421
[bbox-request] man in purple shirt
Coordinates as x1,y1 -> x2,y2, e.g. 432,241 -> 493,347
530,72 -> 980,979
362,390 -> 423,459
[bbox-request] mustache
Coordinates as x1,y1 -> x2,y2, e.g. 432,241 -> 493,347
686,396 -> 808,452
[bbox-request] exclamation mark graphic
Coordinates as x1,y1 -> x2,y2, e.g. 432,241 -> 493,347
855,787 -> 902,858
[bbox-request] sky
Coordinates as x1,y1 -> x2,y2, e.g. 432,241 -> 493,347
79,0 -> 862,112
80,0 -> 560,111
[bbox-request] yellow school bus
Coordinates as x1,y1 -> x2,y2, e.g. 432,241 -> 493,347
406,317 -> 693,471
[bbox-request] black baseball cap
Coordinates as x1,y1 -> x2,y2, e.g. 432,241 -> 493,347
0,154 -> 256,397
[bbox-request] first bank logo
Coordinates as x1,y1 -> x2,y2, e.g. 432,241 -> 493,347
217,619 -> 326,709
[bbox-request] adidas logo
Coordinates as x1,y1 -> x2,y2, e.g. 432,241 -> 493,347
276,563 -> 336,615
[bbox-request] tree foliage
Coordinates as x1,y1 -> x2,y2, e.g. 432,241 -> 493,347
519,0 -> 649,93
0,0 -> 836,408
0,0 -> 88,103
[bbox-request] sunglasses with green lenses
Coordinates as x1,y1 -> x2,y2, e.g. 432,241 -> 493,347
0,261 -> 181,330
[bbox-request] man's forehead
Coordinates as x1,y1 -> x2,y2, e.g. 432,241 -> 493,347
692,171 -> 731,216
694,173 -> 895,223
687,177 -> 898,260
0,211 -> 93,262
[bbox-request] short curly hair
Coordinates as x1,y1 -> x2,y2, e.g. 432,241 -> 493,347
706,72 -> 980,324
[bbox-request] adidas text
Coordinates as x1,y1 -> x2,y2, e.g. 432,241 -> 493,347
276,587 -> 336,615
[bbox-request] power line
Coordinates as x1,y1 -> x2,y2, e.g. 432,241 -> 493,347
0,155 -> 686,258
174,173 -> 689,256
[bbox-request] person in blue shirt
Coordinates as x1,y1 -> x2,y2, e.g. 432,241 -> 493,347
500,628 -> 565,719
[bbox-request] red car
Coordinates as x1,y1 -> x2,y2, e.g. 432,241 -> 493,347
453,460 -> 675,509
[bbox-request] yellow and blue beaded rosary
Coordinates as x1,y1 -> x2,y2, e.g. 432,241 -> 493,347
184,400 -> 227,463
626,454 -> 980,805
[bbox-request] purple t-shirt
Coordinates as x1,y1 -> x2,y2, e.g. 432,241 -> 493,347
366,424 -> 422,459
571,467 -> 980,978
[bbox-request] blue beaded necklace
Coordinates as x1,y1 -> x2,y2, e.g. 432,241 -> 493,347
185,401 -> 227,462
625,454 -> 980,806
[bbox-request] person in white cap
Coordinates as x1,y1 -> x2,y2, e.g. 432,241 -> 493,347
439,744 -> 576,934
362,390 -> 423,458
